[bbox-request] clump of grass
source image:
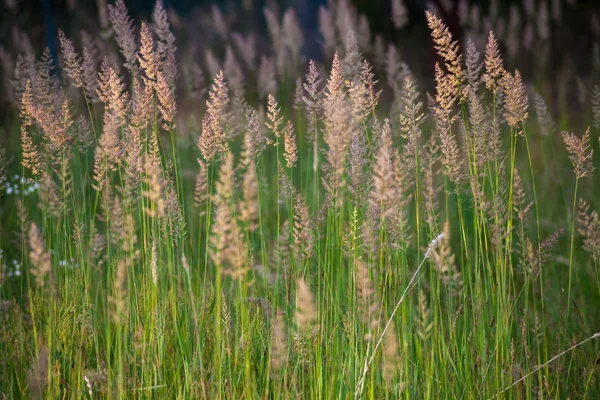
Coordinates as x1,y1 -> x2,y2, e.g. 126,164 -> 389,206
1,1 -> 600,399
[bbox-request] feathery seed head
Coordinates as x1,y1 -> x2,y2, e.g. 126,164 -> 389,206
562,128 -> 594,179
58,30 -> 83,88
426,11 -> 465,98
483,31 -> 504,93
296,278 -> 317,334
108,0 -> 138,73
501,69 -> 528,130
283,120 -> 298,168
266,94 -> 284,139
155,70 -> 177,130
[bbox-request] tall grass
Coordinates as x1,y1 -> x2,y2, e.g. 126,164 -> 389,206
1,1 -> 600,399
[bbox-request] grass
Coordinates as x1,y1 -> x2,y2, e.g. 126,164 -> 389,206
1,2 -> 600,399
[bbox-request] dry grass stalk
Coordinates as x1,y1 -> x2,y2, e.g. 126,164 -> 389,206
390,150 -> 412,246
142,155 -> 166,218
199,113 -> 218,162
211,4 -> 228,39
434,63 -> 458,114
386,44 -> 410,95
193,159 -> 208,212
266,94 -> 284,139
153,0 -> 177,87
465,38 -> 482,90
296,278 -> 317,335
382,323 -> 402,388
76,115 -> 94,151
210,151 -> 247,279
232,32 -> 256,70
303,59 -> 324,173
11,54 -> 34,104
293,193 -> 313,263
82,46 -> 99,103
466,85 -> 492,166
258,56 -> 277,100
302,59 -> 324,141
348,119 -> 369,207
202,71 -> 230,160
577,199 -> 600,261
28,222 -> 52,290
347,60 -> 378,128
343,29 -> 362,82
513,168 -> 533,226
131,78 -> 153,131
270,309 -> 288,374
426,11 -> 465,100
355,260 -> 379,341
416,289 -> 432,342
156,71 -> 177,130
151,237 -> 158,286
20,81 -> 41,175
239,157 -> 258,232
322,52 -> 351,205
122,126 -> 143,199
138,21 -> 158,88
0,147 -> 7,194
224,46 -> 244,96
269,219 -> 291,284
108,0 -> 138,73
92,116 -> 121,192
391,0 -> 408,29
33,48 -> 55,110
534,91 -> 556,136
501,70 -> 528,131
562,128 -> 594,179
482,31 -> 504,93
283,120 -> 298,168
429,222 -> 462,295
282,9 -> 303,72
370,118 -> 395,222
399,76 -> 424,187
39,171 -> 61,218
294,77 -> 304,111
27,344 -> 49,398
97,58 -> 128,124
319,7 -> 336,58
592,85 -> 600,130
434,103 -> 465,185
204,49 -> 221,79
422,140 -> 440,233
112,256 -> 131,324
244,106 -> 269,160
188,62 -> 206,102
58,30 -> 83,88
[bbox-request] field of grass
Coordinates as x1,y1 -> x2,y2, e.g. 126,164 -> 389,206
1,0 -> 600,398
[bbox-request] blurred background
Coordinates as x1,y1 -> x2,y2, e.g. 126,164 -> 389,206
2,0 -> 600,130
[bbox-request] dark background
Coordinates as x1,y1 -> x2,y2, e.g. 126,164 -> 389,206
5,0 -> 600,57
2,0 -> 600,126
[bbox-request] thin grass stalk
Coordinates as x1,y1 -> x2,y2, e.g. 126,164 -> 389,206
567,177 -> 579,318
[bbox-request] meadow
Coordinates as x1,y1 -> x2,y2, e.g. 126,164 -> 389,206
1,0 -> 600,398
